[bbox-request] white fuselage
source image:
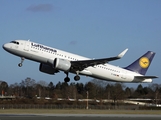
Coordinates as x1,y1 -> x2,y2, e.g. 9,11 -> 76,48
3,40 -> 152,83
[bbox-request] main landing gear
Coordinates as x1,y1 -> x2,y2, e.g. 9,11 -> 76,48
64,72 -> 70,82
18,57 -> 25,67
64,72 -> 80,82
74,71 -> 80,81
74,75 -> 80,81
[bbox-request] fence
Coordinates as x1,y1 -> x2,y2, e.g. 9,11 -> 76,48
0,104 -> 139,110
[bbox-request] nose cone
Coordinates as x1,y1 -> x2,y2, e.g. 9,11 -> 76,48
3,44 -> 7,50
3,43 -> 10,51
3,44 -> 6,50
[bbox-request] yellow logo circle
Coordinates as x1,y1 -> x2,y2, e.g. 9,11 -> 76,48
139,57 -> 150,68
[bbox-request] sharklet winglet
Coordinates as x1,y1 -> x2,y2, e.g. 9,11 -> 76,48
117,48 -> 128,58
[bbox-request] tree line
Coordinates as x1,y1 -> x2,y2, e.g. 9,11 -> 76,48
1,77 -> 161,104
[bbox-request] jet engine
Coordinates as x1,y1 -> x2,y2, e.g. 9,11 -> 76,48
39,63 -> 58,75
53,58 -> 71,71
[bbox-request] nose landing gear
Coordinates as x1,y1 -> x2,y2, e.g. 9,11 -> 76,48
18,57 -> 25,67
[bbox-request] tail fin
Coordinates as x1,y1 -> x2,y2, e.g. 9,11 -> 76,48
125,51 -> 155,75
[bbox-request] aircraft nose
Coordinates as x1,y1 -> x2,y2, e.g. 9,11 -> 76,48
3,43 -> 10,51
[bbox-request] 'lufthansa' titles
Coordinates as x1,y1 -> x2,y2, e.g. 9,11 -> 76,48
31,43 -> 57,53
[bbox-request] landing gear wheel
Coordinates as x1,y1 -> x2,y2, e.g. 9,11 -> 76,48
64,72 -> 70,82
18,57 -> 25,67
18,63 -> 22,67
74,75 -> 80,81
64,77 -> 70,82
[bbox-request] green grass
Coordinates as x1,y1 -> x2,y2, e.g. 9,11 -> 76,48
0,109 -> 161,115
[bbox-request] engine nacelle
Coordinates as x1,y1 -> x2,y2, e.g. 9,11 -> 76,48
39,63 -> 58,75
53,58 -> 71,71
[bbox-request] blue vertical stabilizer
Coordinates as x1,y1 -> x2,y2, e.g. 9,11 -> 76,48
125,51 -> 155,75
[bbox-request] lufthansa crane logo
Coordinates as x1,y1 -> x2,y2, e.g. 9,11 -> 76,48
139,57 -> 150,68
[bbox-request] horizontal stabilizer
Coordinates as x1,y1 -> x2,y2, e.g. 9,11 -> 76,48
135,76 -> 158,79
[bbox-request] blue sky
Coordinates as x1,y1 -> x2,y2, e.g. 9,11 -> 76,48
0,0 -> 161,87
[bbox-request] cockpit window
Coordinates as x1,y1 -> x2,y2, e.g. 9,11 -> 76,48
10,41 -> 19,45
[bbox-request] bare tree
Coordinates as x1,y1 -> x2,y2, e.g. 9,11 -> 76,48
20,77 -> 36,98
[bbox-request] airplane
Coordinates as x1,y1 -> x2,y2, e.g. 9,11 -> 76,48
3,40 -> 158,83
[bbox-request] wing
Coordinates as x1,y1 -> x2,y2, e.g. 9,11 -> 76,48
71,49 -> 128,71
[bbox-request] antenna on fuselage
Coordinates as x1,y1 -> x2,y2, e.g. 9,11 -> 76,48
28,39 -> 30,41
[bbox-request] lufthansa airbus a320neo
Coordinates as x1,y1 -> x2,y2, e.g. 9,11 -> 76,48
3,40 -> 158,83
